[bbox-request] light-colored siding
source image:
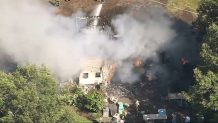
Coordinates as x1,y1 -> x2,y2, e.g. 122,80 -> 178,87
79,59 -> 115,85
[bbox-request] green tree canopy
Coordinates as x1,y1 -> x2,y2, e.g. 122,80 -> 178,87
184,24 -> 218,121
0,63 -> 91,123
58,85 -> 86,109
85,89 -> 104,112
193,0 -> 218,38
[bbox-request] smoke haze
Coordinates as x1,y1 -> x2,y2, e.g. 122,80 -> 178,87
0,0 -> 177,81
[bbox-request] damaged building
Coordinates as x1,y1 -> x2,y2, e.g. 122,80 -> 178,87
79,59 -> 116,94
75,15 -> 117,94
75,15 -> 169,92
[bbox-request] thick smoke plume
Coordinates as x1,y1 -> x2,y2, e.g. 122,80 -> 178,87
0,0 -> 177,81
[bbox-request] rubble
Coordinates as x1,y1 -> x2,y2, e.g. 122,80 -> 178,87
106,84 -> 135,98
81,84 -> 96,94
110,96 -> 118,104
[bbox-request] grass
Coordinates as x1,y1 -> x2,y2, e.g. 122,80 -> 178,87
167,0 -> 200,17
90,111 -> 102,119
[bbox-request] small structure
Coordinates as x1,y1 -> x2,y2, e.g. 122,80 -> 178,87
168,93 -> 185,100
109,103 -> 117,116
140,111 -> 145,115
158,109 -> 166,115
143,109 -> 167,122
110,96 -> 118,104
118,102 -> 124,115
111,113 -> 124,123
124,103 -> 129,108
103,107 -> 109,117
143,114 -> 167,120
168,93 -> 188,107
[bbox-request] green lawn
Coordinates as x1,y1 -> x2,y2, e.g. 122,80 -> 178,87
167,0 -> 200,17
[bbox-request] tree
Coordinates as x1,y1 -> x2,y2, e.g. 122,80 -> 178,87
193,0 -> 218,39
0,63 -> 91,123
59,85 -> 86,109
85,89 -> 105,112
183,23 -> 218,121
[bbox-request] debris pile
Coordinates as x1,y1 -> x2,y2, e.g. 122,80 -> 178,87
106,84 -> 135,98
81,84 -> 96,94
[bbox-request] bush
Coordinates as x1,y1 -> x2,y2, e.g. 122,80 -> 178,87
59,85 -> 86,109
59,86 -> 105,113
85,89 -> 105,112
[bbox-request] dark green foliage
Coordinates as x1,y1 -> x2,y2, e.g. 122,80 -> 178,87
85,89 -> 104,112
183,24 -> 218,121
59,85 -> 105,113
198,23 -> 218,72
59,85 -> 86,109
0,63 -> 91,123
184,1 -> 218,121
193,0 -> 218,38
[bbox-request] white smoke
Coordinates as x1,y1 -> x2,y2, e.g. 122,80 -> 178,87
0,0 -> 177,81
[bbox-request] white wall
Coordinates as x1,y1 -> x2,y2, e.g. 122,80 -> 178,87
79,70 -> 103,85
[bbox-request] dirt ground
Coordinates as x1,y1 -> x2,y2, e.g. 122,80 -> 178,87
45,0 -> 195,23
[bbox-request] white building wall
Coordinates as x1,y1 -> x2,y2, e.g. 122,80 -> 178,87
79,70 -> 103,85
79,59 -> 114,86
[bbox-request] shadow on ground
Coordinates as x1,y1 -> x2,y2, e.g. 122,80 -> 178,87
48,1 -> 55,7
